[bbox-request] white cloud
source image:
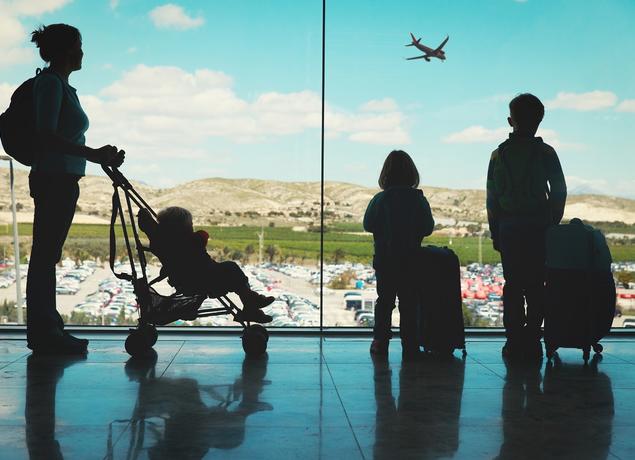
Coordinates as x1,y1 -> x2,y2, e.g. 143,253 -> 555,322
77,64 -> 409,161
546,91 -> 617,111
616,99 -> 635,113
0,0 -> 72,68
0,14 -> 33,68
127,47 -> 137,54
149,4 -> 204,30
110,0 -> 119,9
360,98 -> 398,113
536,128 -> 586,152
3,0 -> 72,16
442,126 -> 509,144
0,83 -> 18,107
442,125 -> 584,151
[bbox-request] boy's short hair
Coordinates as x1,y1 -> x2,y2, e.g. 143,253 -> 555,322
509,93 -> 544,133
157,206 -> 193,233
378,150 -> 420,190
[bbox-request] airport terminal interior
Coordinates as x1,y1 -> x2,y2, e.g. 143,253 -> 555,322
1,1 -> 635,459
0,334 -> 634,459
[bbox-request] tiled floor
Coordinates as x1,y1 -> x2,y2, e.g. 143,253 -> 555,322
0,336 -> 633,459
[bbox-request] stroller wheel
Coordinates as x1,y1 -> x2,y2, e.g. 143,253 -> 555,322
125,330 -> 153,357
248,324 -> 269,341
139,323 -> 158,347
242,325 -> 268,356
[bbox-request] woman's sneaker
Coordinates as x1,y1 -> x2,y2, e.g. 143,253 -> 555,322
33,334 -> 87,356
64,332 -> 89,347
370,339 -> 389,356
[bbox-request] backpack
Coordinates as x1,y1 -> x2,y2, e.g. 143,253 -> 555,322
0,68 -> 56,166
492,140 -> 549,215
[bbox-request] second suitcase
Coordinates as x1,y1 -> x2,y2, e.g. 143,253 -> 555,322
544,218 -> 616,363
418,245 -> 466,355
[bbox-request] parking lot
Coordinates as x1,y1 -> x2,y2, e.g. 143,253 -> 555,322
0,258 -> 633,328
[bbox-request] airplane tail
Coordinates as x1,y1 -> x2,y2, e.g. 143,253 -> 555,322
409,32 -> 420,44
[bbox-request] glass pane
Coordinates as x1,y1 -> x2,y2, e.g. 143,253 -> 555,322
0,1 -> 322,327
324,1 -> 635,329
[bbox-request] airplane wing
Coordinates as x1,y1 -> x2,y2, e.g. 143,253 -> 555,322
406,55 -> 430,61
435,35 -> 449,52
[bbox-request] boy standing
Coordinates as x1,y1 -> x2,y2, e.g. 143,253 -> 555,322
486,94 -> 567,360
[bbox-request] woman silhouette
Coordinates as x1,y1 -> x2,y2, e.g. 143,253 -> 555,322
27,24 -> 124,354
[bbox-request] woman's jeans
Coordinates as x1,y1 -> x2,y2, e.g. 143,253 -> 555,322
373,264 -> 418,351
26,172 -> 80,348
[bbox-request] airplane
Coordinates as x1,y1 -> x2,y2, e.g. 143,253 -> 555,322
406,33 -> 449,62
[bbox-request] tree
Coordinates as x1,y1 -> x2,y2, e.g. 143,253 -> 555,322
265,244 -> 279,263
231,249 -> 245,264
69,310 -> 94,325
118,306 -> 127,325
244,244 -> 255,262
328,270 -> 356,289
332,248 -> 346,265
616,271 -> 635,288
0,299 -> 18,323
461,304 -> 489,327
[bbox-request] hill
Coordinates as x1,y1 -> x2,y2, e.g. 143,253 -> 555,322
1,167 -> 635,227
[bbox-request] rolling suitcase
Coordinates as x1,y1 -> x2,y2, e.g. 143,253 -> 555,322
544,218 -> 616,363
418,246 -> 466,355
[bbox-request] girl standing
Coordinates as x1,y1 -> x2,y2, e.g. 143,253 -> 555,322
363,151 -> 434,360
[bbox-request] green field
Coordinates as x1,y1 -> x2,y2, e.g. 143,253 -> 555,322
2,222 -> 634,265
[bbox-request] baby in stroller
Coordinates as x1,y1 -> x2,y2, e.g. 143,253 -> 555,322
140,206 -> 274,324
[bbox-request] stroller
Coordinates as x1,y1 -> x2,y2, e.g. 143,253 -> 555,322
102,165 -> 269,357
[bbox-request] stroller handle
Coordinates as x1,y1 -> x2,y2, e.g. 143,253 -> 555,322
102,164 -> 132,188
102,164 -> 158,218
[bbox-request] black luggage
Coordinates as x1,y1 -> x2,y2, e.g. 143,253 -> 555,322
417,245 -> 466,355
544,218 -> 616,363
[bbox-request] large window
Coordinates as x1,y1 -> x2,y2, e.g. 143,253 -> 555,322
0,1 -> 633,329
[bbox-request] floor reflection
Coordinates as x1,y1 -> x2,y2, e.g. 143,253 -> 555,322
372,355 -> 466,459
25,353 -> 87,460
497,355 -> 614,460
111,351 -> 272,459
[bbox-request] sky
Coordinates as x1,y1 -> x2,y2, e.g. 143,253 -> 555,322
0,0 -> 634,198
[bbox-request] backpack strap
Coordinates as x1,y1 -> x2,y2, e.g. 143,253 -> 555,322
32,67 -> 66,170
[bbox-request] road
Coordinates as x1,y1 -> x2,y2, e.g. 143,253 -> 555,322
259,268 -> 393,327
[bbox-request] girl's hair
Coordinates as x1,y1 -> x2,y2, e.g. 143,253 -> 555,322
31,24 -> 81,64
378,150 -> 420,189
157,207 -> 193,234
